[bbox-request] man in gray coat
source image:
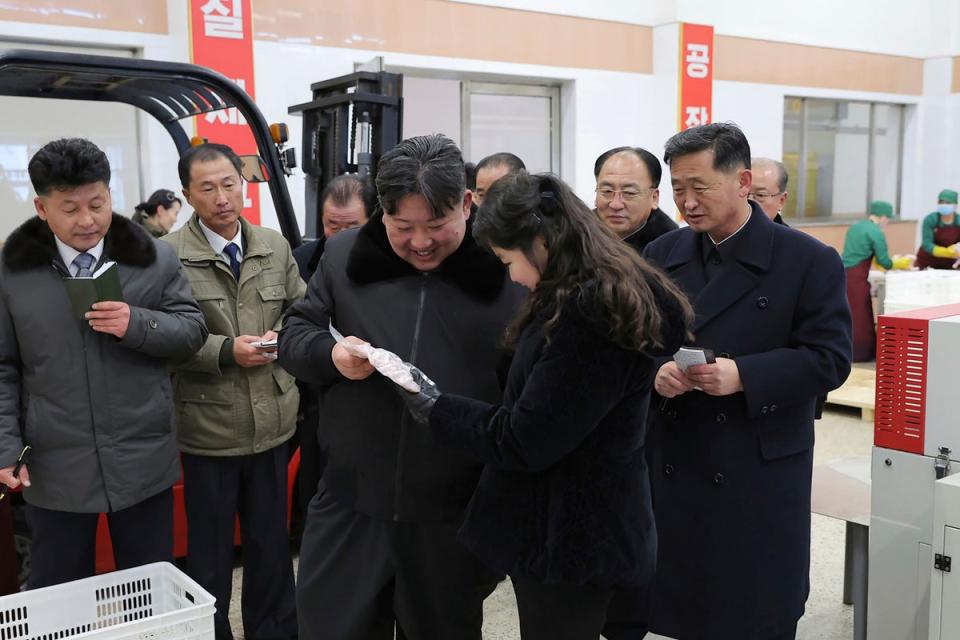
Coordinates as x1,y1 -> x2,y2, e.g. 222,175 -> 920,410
0,138 -> 207,588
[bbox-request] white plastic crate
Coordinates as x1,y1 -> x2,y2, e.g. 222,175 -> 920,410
0,562 -> 214,640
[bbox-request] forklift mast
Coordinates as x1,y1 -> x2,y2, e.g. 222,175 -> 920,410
288,71 -> 403,238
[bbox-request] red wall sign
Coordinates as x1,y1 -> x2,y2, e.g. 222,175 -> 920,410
188,0 -> 260,224
678,23 -> 714,131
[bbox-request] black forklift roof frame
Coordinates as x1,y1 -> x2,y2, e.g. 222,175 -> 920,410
0,48 -> 301,246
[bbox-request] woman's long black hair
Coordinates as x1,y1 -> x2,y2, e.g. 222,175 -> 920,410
473,171 -> 693,351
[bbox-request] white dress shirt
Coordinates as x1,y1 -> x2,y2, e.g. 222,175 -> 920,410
54,236 -> 104,276
198,219 -> 244,267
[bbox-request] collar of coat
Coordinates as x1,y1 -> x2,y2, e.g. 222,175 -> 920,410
658,200 -> 775,332
346,210 -> 507,301
2,213 -> 156,273
175,213 -> 275,263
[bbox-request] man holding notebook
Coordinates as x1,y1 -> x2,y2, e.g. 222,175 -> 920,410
0,138 -> 207,587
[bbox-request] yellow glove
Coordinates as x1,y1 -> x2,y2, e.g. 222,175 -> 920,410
932,245 -> 958,258
892,256 -> 913,270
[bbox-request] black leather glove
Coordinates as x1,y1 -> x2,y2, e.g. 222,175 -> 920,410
397,366 -> 442,424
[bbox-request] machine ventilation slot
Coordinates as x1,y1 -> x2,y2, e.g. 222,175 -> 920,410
875,319 -> 928,454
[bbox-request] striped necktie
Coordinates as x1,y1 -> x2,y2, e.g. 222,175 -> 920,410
72,252 -> 95,277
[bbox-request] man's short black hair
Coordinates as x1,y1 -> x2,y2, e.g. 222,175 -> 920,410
178,143 -> 243,188
593,146 -> 662,185
464,162 -> 477,191
321,174 -> 375,217
376,135 -> 465,219
664,122 -> 751,173
28,138 -> 111,196
476,152 -> 526,174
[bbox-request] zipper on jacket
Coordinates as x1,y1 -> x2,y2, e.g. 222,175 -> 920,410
393,275 -> 429,521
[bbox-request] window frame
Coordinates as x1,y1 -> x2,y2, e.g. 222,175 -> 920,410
783,96 -> 906,223
460,80 -> 561,174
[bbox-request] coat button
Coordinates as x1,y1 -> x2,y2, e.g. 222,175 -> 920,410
664,464 -> 674,476
757,297 -> 768,309
149,319 -> 158,329
761,406 -> 769,415
770,404 -> 778,413
238,302 -> 244,308
713,473 -> 725,486
199,393 -> 206,400
716,412 -> 726,424
711,256 -> 722,265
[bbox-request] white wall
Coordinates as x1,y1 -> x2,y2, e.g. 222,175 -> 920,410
252,39 -> 661,229
447,0 -> 960,60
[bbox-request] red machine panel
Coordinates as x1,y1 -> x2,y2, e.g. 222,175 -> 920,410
874,304 -> 960,454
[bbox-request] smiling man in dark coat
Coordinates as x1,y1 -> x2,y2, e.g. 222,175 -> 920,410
0,138 -> 207,588
641,123 -> 852,640
280,134 -> 524,640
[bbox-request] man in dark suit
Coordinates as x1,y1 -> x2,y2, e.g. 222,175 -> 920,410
642,123 -> 852,640
594,146 -> 677,254
291,174 -> 375,515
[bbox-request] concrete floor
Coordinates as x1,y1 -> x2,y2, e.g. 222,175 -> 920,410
229,406 -> 872,639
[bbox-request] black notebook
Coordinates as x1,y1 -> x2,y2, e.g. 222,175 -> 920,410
62,261 -> 124,319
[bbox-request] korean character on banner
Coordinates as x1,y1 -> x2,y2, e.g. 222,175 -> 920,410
685,106 -> 709,129
202,0 -> 244,40
685,43 -> 710,79
205,78 -> 249,126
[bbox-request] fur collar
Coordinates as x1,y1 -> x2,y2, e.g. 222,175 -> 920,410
346,210 -> 506,301
2,213 -> 157,273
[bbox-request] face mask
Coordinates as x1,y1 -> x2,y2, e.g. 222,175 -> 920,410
938,204 -> 956,216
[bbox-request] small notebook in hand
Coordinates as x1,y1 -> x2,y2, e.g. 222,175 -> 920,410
62,261 -> 124,319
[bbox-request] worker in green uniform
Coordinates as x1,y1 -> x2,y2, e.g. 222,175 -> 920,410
842,201 -> 910,361
915,188 -> 960,269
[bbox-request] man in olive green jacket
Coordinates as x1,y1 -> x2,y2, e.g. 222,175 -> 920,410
163,143 -> 305,640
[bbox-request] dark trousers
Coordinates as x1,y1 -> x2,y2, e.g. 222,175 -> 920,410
512,575 -> 614,640
296,482 -> 501,640
26,488 -> 172,589
294,384 -> 325,516
182,447 -> 297,640
602,585 -> 648,640
0,498 -> 21,594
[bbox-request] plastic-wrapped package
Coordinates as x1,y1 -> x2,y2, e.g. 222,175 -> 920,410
329,324 -> 421,393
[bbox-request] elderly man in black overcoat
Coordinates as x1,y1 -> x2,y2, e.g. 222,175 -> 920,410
641,123 -> 852,640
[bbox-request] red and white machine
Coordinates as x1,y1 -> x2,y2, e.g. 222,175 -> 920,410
869,303 -> 960,640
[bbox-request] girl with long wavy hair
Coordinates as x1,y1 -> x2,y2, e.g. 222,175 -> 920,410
397,171 -> 693,639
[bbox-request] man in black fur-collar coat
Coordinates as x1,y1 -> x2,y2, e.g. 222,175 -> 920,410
0,139 -> 207,588
280,135 -> 524,640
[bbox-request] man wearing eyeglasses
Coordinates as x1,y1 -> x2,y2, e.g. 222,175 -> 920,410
749,158 -> 789,225
594,147 -> 678,254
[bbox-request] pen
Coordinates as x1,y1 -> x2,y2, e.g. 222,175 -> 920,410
0,444 -> 32,501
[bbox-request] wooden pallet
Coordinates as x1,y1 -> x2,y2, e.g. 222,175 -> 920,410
826,367 -> 876,422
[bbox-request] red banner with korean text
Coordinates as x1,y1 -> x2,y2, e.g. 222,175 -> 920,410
678,23 -> 714,131
189,0 -> 259,224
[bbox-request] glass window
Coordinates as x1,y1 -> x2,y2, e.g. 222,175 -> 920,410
782,97 -> 905,222
461,82 -> 560,174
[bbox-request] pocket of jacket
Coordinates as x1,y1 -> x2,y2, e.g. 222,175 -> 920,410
178,381 -> 233,405
272,366 -> 297,394
758,423 -> 814,461
192,290 -> 228,312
